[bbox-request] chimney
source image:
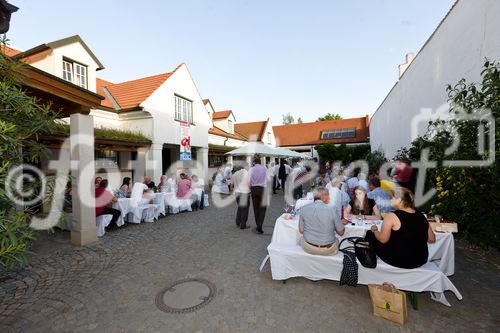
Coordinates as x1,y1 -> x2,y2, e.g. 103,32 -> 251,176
398,52 -> 414,78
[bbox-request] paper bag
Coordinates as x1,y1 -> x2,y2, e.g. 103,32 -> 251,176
368,283 -> 408,325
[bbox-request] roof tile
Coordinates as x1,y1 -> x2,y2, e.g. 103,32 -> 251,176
273,116 -> 369,146
95,64 -> 183,110
234,120 -> 268,141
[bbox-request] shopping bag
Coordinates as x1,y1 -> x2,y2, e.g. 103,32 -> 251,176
204,194 -> 209,207
368,283 -> 407,325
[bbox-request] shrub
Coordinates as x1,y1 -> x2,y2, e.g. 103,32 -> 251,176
1,38 -> 59,270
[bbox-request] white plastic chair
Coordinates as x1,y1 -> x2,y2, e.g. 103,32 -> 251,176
96,214 -> 113,237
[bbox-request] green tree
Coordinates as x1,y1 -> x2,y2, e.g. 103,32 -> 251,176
317,113 -> 342,121
1,37 -> 59,270
282,112 -> 295,125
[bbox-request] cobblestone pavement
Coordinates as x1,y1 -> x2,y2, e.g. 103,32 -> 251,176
1,193 -> 499,332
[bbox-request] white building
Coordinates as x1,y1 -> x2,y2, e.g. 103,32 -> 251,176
92,63 -> 212,184
9,35 -> 213,189
370,0 -> 500,158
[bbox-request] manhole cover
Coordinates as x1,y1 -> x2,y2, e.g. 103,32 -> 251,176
155,278 -> 217,314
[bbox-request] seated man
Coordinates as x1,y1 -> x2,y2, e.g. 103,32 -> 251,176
299,187 -> 345,256
367,175 -> 393,214
95,179 -> 121,227
143,176 -> 156,189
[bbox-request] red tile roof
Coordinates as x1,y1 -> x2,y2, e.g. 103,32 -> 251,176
212,110 -> 233,120
209,126 -> 247,140
234,119 -> 269,141
95,64 -> 183,110
2,45 -> 21,57
273,116 -> 370,147
96,78 -> 116,109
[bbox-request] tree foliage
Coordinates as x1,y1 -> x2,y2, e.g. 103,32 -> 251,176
281,113 -> 295,125
1,37 -> 59,270
315,143 -> 371,165
317,113 -> 343,121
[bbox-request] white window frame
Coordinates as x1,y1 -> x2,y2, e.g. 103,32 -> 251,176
74,62 -> 87,88
174,95 -> 193,123
62,60 -> 73,82
62,59 -> 87,89
267,131 -> 272,144
228,119 -> 233,133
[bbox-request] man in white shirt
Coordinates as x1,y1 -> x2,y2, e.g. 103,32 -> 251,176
230,164 -> 251,229
325,176 -> 351,220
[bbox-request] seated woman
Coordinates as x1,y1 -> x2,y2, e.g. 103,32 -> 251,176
120,177 -> 131,197
365,186 -> 436,269
343,186 -> 381,221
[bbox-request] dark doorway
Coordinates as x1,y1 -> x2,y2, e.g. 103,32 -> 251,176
162,147 -> 171,175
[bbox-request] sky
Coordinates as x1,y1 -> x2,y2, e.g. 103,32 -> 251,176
8,0 -> 455,124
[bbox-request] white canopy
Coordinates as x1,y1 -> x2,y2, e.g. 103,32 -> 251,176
225,142 -> 279,156
225,142 -> 307,158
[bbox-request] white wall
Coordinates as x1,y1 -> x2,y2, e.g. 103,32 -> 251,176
213,113 -> 236,133
29,41 -> 101,93
90,109 -> 154,138
208,133 -> 246,148
263,120 -> 277,146
141,64 -> 212,149
370,0 -> 500,158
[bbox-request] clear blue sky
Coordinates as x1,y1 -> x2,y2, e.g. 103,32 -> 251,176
9,0 -> 455,124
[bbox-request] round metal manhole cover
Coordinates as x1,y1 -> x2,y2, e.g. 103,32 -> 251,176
155,278 -> 217,314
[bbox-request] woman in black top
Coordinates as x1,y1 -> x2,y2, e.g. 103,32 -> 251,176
344,186 -> 381,220
366,186 -> 436,269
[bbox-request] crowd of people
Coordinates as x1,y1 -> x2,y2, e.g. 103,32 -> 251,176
72,173 -> 207,234
210,155 -> 435,270
295,160 -> 436,270
70,155 -> 433,269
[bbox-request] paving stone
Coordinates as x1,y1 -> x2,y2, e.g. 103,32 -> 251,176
0,193 -> 499,332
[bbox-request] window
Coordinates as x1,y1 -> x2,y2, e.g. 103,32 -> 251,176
62,59 -> 87,89
267,131 -> 271,144
62,60 -> 73,82
209,154 -> 227,168
228,119 -> 233,133
175,95 -> 193,123
95,150 -> 119,169
74,63 -> 87,88
320,128 -> 356,139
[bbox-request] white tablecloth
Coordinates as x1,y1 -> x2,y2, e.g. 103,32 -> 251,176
113,198 -> 131,226
272,215 -> 455,276
153,192 -> 166,217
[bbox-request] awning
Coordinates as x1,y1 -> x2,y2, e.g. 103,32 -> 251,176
225,142 -> 310,158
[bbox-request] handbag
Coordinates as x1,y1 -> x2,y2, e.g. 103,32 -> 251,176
368,283 -> 408,325
340,236 -> 377,269
339,246 -> 358,287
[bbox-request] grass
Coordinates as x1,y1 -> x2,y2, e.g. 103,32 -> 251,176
52,122 -> 150,142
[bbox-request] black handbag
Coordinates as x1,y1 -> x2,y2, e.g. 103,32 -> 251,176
340,236 -> 377,269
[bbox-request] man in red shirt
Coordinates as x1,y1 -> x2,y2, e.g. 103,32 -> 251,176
394,160 -> 413,190
95,179 -> 121,227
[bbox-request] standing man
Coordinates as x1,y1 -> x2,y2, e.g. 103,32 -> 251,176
249,156 -> 268,234
278,159 -> 287,193
230,164 -> 251,229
